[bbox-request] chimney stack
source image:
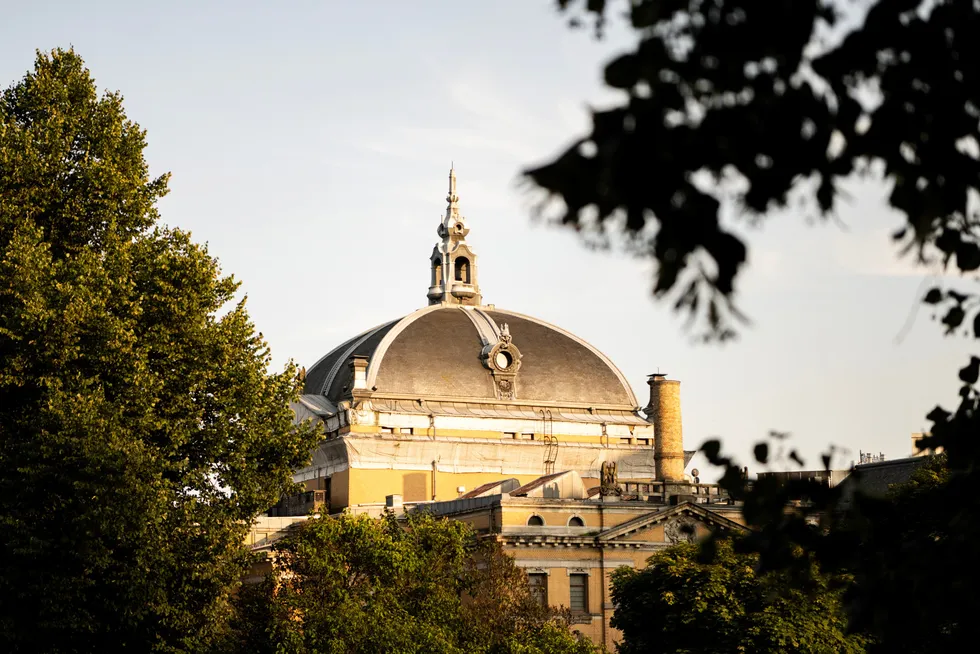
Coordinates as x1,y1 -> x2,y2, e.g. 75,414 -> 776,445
646,373 -> 685,482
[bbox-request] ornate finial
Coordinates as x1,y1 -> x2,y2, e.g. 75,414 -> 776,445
446,165 -> 459,219
500,323 -> 512,345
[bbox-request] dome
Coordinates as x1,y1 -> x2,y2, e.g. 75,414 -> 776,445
303,305 -> 639,409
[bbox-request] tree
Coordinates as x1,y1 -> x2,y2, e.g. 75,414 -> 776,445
227,511 -> 598,654
531,0 -> 980,341
611,539 -> 868,654
0,49 -> 320,652
529,2 -> 980,650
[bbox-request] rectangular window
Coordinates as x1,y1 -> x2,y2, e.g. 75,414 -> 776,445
636,438 -> 650,446
503,432 -> 517,439
380,427 -> 393,434
403,427 -> 415,435
528,573 -> 548,607
569,574 -> 588,613
619,437 -> 633,446
523,432 -> 535,441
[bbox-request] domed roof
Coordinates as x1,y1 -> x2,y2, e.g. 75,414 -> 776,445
303,305 -> 638,408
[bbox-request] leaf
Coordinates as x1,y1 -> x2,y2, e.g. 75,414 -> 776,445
923,288 -> 943,304
603,53 -> 640,89
975,312 -> 980,338
958,356 -> 980,385
788,450 -> 805,467
753,443 -> 769,464
926,406 -> 951,423
943,306 -> 966,332
701,439 -> 722,462
936,230 -> 960,254
956,241 -> 980,272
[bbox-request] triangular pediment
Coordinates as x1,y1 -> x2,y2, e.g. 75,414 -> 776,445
598,502 -> 746,543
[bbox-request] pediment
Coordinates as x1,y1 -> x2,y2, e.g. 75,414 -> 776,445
598,502 -> 746,544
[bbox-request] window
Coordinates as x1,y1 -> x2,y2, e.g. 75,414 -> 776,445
569,574 -> 588,613
522,432 -> 535,441
568,516 -> 585,527
636,438 -> 650,446
527,515 -> 544,526
528,573 -> 548,607
619,437 -> 633,445
503,432 -> 517,439
433,262 -> 442,286
380,427 -> 393,434
454,257 -> 470,283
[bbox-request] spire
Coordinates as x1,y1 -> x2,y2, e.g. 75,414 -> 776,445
427,165 -> 482,306
446,164 -> 459,225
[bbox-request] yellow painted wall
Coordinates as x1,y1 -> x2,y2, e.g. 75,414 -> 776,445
625,524 -> 664,541
344,468 -> 546,506
502,509 -> 593,528
346,424 -> 651,445
329,468 -> 350,509
513,553 -> 639,651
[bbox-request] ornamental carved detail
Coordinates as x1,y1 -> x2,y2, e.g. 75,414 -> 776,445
496,377 -> 515,400
664,516 -> 697,545
482,323 -> 523,400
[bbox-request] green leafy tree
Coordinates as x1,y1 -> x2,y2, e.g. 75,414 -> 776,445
530,3 -> 980,650
0,49 -> 319,652
228,511 -> 598,654
611,539 -> 868,654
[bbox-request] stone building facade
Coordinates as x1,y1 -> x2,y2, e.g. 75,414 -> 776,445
277,167 -> 698,514
256,168 -> 743,651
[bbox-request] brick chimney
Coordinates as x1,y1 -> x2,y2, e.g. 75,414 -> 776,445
646,373 -> 685,482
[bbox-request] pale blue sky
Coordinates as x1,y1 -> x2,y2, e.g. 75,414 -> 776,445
4,1 -> 974,477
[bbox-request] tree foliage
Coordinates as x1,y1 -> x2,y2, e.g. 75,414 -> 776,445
532,2 -> 980,650
228,511 -> 598,654
533,0 -> 980,340
0,49 -> 320,652
611,538 -> 868,654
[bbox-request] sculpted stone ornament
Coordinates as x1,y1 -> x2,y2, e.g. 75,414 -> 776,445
664,516 -> 697,545
500,322 -> 513,346
482,321 -> 523,400
600,460 -> 621,496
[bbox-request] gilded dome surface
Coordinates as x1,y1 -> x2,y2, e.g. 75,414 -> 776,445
303,305 -> 638,408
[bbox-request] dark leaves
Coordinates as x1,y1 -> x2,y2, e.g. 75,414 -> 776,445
943,306 -> 966,333
701,439 -> 723,464
959,356 -> 980,385
956,242 -> 980,272
604,53 -> 639,89
543,0 -> 980,339
926,406 -> 951,424
923,288 -> 943,304
753,442 -> 769,464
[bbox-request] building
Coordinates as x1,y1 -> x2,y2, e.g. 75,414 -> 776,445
256,168 -> 745,650
278,167 -> 700,514
756,468 -> 852,488
418,470 -> 744,649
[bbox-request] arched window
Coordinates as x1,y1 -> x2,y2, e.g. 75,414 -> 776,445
454,257 -> 470,283
433,262 -> 442,286
568,516 -> 585,527
527,515 -> 544,526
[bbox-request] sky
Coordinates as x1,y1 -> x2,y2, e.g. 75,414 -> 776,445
3,1 -> 975,478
